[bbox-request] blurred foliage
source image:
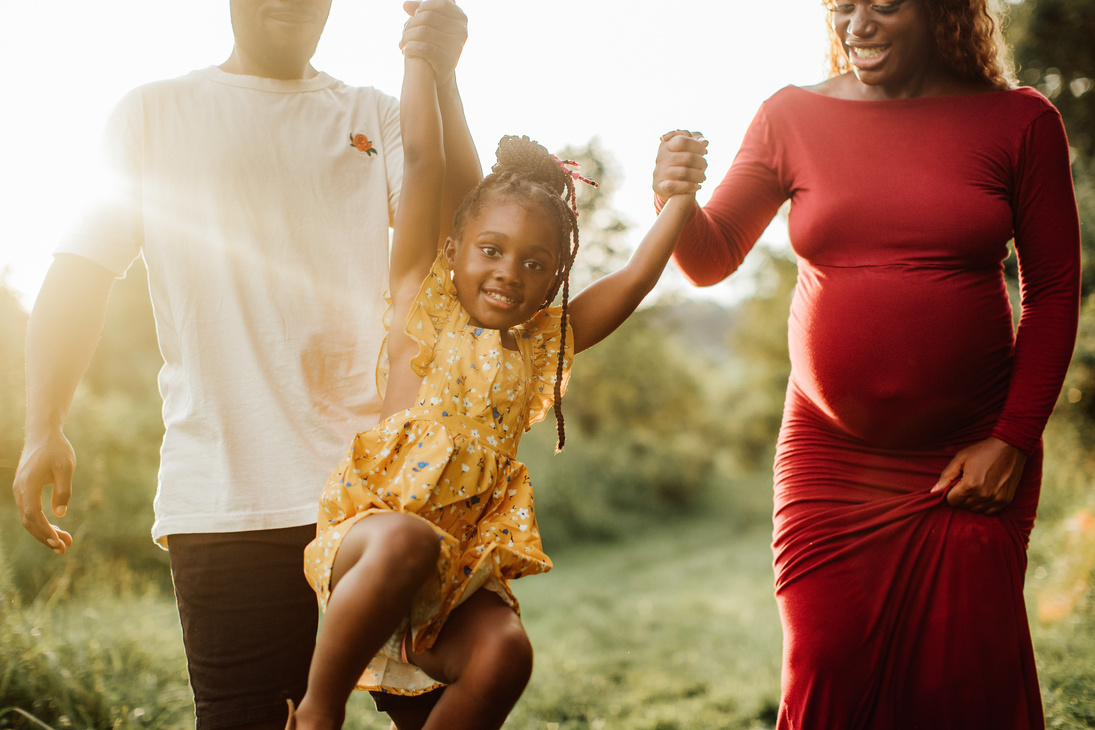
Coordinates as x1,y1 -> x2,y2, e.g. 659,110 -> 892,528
521,305 -> 720,544
1008,0 -> 1095,160
0,261 -> 168,599
699,247 -> 795,474
0,282 -> 27,482
81,261 -> 161,403
554,139 -> 631,295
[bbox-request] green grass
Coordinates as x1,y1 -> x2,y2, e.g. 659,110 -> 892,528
0,572 -> 191,728
503,519 -> 781,730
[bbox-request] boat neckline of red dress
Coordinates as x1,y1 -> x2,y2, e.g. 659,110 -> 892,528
787,83 -> 1029,104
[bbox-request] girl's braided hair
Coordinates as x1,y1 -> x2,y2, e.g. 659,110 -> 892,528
452,135 -> 591,451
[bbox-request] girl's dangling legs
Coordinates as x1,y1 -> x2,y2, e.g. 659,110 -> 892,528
407,589 -> 534,730
294,513 -> 441,730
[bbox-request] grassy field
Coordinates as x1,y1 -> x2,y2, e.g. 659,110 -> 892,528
4,497 -> 1095,729
1,509 -> 782,730
500,519 -> 781,730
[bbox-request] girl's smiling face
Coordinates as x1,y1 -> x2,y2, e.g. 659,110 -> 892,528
445,198 -> 562,333
830,0 -> 940,98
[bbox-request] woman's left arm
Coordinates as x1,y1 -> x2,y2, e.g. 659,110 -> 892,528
933,107 -> 1081,514
567,133 -> 707,354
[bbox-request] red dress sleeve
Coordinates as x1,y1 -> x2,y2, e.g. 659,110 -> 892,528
991,108 -> 1082,454
670,104 -> 791,286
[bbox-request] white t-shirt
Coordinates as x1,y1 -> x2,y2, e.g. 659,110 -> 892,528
58,66 -> 402,544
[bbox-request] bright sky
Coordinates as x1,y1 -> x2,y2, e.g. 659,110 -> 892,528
0,1 -> 828,309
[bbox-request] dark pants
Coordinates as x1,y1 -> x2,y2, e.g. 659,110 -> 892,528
168,525 -> 441,728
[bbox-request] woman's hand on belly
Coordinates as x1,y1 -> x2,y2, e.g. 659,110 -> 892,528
930,437 -> 1027,515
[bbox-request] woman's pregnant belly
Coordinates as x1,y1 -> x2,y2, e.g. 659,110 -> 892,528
788,261 -> 1016,449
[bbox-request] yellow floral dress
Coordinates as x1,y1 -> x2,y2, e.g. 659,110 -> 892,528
303,254 -> 572,696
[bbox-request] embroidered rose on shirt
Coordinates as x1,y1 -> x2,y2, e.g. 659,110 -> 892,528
350,133 -> 378,156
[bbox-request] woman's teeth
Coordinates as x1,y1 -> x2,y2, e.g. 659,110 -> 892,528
853,46 -> 886,59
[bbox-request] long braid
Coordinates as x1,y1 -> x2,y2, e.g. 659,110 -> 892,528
451,135 -> 592,451
551,160 -> 581,452
552,226 -> 576,451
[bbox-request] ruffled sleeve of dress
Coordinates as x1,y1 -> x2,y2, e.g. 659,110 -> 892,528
513,306 -> 575,428
376,253 -> 462,396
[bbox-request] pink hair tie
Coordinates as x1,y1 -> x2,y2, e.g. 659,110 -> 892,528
550,154 -> 599,190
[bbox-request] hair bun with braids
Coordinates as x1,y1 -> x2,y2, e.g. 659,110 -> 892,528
491,135 -> 568,197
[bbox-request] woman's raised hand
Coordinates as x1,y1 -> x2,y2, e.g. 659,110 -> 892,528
930,436 -> 1027,515
653,130 -> 709,203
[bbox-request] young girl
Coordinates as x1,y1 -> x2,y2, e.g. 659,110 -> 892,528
289,46 -> 706,730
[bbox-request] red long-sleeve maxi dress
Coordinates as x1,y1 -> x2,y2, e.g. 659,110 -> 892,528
672,86 -> 1080,729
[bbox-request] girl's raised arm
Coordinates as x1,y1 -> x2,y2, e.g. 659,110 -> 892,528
566,133 -> 707,354
390,55 -> 445,300
382,55 -> 445,417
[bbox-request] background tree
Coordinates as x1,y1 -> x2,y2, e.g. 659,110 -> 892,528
554,139 -> 631,294
1008,0 -> 1095,159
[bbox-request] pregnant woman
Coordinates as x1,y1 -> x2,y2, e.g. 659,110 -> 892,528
655,1 -> 1081,727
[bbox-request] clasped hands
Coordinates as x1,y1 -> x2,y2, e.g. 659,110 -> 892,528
653,129 -> 709,204
400,0 -> 467,84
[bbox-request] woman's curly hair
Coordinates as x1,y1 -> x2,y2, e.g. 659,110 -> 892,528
823,0 -> 1015,89
452,135 -> 585,450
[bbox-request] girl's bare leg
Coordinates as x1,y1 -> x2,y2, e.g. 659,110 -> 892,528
294,513 -> 440,730
407,590 -> 534,730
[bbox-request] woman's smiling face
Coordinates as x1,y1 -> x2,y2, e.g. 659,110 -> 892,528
830,0 -> 940,98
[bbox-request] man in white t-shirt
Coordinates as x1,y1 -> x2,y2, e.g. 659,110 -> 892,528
12,1 -> 481,728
